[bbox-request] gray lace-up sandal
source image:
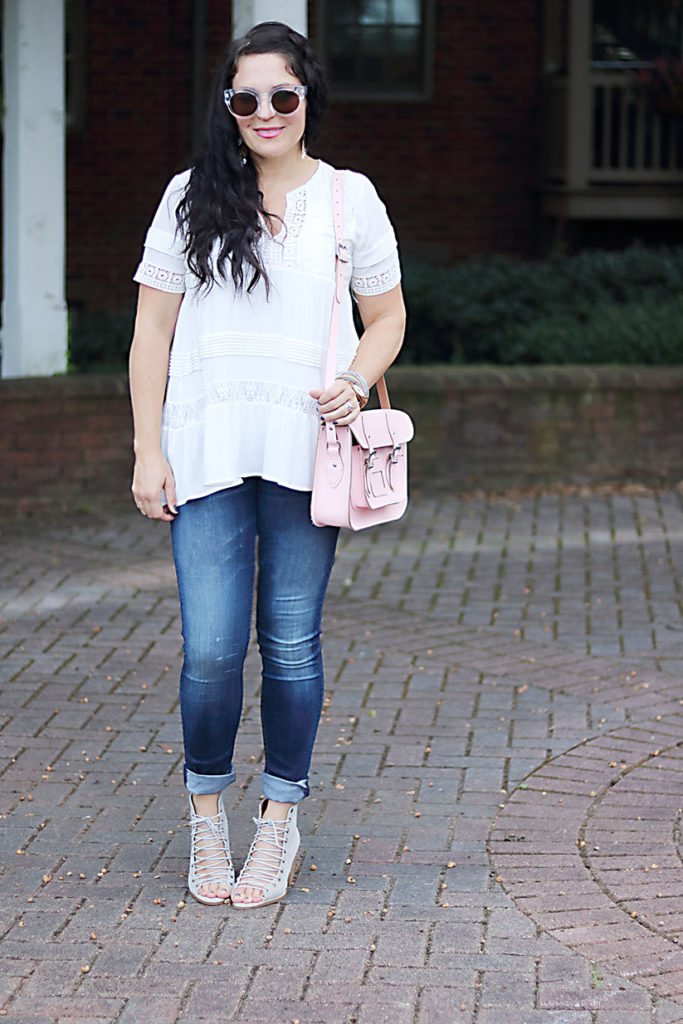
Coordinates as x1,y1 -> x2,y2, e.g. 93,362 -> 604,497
231,800 -> 300,909
188,795 -> 235,906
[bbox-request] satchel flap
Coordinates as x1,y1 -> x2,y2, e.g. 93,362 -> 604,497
350,409 -> 414,451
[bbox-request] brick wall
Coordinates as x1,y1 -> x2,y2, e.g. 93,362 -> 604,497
314,1 -> 541,263
0,376 -> 133,517
66,0 -> 230,317
68,0 -> 188,314
66,1 -> 541,320
3,368 -> 682,518
398,367 -> 683,493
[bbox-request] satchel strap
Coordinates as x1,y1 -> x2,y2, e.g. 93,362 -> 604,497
326,170 -> 391,411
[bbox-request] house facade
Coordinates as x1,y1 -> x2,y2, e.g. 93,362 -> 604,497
541,0 -> 683,247
3,0 -> 683,375
64,0 -> 541,321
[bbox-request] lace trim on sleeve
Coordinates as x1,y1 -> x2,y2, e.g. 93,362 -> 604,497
133,261 -> 186,293
351,254 -> 401,296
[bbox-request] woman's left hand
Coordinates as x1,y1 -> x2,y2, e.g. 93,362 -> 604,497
310,381 -> 360,425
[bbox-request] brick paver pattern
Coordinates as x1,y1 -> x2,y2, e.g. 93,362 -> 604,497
3,491 -> 683,1023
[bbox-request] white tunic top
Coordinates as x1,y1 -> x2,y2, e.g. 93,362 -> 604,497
133,160 -> 401,507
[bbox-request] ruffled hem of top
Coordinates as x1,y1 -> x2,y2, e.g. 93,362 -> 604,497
168,472 -> 315,508
162,401 -> 320,508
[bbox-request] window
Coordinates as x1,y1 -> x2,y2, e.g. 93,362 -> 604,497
319,0 -> 434,100
593,0 -> 683,65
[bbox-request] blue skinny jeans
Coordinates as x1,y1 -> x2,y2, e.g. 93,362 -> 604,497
170,478 -> 339,805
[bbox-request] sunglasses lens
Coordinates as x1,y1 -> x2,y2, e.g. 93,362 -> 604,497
229,91 -> 258,117
271,89 -> 301,114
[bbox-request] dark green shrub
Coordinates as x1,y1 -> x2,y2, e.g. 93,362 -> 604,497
69,309 -> 135,373
69,246 -> 683,371
501,296 -> 683,364
400,246 -> 683,365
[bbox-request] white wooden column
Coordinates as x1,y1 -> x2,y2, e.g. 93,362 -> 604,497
232,0 -> 307,38
2,0 -> 67,378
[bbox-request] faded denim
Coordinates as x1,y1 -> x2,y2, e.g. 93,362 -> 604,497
170,478 -> 338,804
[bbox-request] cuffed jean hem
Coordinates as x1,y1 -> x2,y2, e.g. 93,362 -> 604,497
184,765 -> 236,795
262,771 -> 309,804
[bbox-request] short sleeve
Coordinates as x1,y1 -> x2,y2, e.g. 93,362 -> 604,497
346,172 -> 401,297
133,171 -> 190,294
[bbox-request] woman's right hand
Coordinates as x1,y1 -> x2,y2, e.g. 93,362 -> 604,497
131,450 -> 178,521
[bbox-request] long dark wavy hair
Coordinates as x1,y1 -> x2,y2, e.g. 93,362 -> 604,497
176,21 -> 328,294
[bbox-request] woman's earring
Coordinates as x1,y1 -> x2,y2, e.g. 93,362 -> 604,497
300,136 -> 307,160
238,139 -> 248,167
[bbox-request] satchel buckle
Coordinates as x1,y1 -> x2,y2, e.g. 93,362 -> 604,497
389,444 -> 402,465
365,447 -> 377,470
336,242 -> 350,264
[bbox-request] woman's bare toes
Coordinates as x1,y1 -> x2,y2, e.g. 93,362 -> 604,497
232,884 -> 263,905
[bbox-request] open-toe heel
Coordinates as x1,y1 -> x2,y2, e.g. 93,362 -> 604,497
188,795 -> 235,906
232,800 -> 300,909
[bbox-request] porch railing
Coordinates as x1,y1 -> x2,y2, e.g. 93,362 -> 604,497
543,68 -> 683,186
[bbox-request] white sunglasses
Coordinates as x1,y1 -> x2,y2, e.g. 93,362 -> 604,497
223,85 -> 307,118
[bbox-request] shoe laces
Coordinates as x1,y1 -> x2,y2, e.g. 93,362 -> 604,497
238,815 -> 289,889
190,809 -> 231,884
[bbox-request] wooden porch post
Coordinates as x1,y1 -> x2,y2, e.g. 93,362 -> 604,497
566,0 -> 592,190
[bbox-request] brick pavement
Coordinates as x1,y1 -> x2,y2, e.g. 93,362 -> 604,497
2,490 -> 683,1023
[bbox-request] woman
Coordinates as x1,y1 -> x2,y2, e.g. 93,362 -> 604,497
129,21 -> 405,908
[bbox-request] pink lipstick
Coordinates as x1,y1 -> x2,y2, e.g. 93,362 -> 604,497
254,127 -> 284,138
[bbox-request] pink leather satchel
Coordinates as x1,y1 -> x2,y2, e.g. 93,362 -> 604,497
310,172 -> 414,530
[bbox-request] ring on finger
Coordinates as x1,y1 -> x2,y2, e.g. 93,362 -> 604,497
345,400 -> 353,413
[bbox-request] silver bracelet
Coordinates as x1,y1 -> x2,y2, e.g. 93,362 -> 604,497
336,373 -> 369,409
336,370 -> 369,401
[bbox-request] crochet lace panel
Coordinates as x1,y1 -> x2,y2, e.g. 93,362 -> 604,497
135,261 -> 186,293
351,258 -> 400,296
163,380 -> 318,429
260,191 -> 307,268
